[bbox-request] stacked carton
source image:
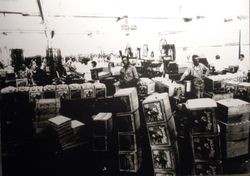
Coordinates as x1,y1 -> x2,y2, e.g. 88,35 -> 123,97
217,99 -> 250,159
185,98 -> 222,175
142,93 -> 178,175
114,88 -> 142,173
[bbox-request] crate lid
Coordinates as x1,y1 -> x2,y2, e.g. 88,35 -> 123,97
217,98 -> 249,107
185,98 -> 217,110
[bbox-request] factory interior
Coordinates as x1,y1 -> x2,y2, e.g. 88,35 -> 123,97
0,0 -> 250,175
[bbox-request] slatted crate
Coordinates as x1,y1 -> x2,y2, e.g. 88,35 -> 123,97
142,93 -> 172,124
68,84 -> 82,100
193,160 -> 222,176
56,84 -> 70,100
118,147 -> 142,172
219,120 -> 250,158
43,85 -> 56,99
147,122 -> 176,147
216,98 -> 250,123
151,146 -> 177,172
81,83 -> 96,99
114,110 -> 140,133
185,98 -> 218,135
93,82 -> 106,99
191,134 -> 221,162
92,112 -> 112,136
29,86 -> 43,102
113,87 -> 139,114
138,77 -> 155,96
118,133 -> 137,152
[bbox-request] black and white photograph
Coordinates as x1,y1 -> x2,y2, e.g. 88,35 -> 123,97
0,0 -> 249,176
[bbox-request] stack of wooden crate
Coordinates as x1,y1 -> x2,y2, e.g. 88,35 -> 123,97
185,98 -> 222,175
142,93 -> 178,176
92,112 -> 113,174
114,87 -> 142,173
217,99 -> 250,160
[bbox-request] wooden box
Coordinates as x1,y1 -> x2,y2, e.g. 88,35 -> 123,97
191,134 -> 221,162
148,123 -> 173,146
142,93 -> 172,124
68,84 -> 82,100
16,78 -> 28,87
193,161 -> 222,175
118,133 -> 137,152
29,86 -> 43,102
81,83 -> 96,99
56,84 -> 70,100
43,85 -> 56,99
219,120 -> 250,141
114,110 -> 140,132
224,81 -> 239,94
114,87 -> 139,114
93,112 -> 112,136
236,82 -> 250,101
185,98 -> 218,134
221,137 -> 249,158
151,147 -> 176,172
35,98 -> 61,117
93,82 -> 106,99
216,99 -> 250,123
119,148 -> 142,172
204,76 -> 222,92
138,78 -> 155,96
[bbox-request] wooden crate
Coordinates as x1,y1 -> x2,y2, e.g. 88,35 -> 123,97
81,83 -> 96,99
142,93 -> 172,124
114,110 -> 140,133
224,81 -> 239,94
147,119 -> 177,147
191,134 -> 221,162
185,98 -> 218,135
118,148 -> 142,172
68,84 -> 82,100
93,82 -> 106,99
151,146 -> 176,172
138,78 -> 155,96
114,87 -> 139,114
35,98 -> 61,115
93,112 -> 112,136
204,76 -> 222,92
118,133 -> 137,152
193,161 -> 222,175
221,138 -> 249,158
43,85 -> 56,99
216,99 -> 250,123
236,82 -> 250,101
219,120 -> 250,141
56,84 -> 70,100
29,86 -> 43,102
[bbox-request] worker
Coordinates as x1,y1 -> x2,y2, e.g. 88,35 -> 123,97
179,55 -> 209,98
119,56 -> 139,88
